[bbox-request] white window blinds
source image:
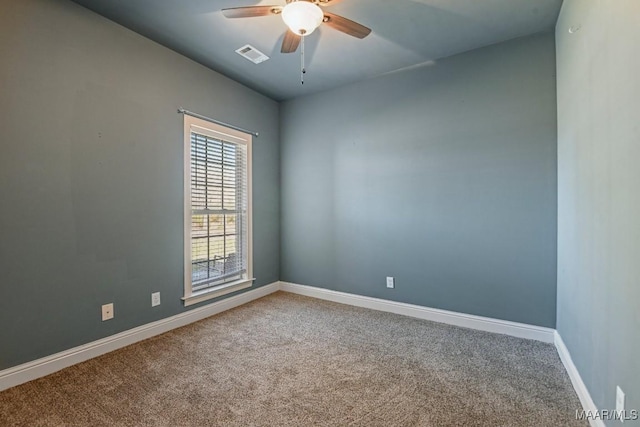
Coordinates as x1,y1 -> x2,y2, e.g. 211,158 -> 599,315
190,132 -> 248,289
183,115 -> 252,305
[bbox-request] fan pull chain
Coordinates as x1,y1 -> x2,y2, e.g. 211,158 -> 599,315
301,35 -> 306,85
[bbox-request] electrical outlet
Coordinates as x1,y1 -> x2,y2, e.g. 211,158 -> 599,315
101,303 -> 114,321
151,292 -> 161,307
616,386 -> 625,420
386,277 -> 395,289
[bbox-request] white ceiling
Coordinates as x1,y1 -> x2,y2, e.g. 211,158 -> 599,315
71,0 -> 563,101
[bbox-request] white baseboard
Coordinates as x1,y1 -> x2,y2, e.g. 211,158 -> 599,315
279,282 -> 555,343
554,331 -> 604,427
0,282 -> 280,392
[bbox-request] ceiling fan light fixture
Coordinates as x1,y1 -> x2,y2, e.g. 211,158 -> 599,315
281,1 -> 324,36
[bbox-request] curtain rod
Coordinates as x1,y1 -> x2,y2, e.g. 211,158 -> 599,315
177,108 -> 259,137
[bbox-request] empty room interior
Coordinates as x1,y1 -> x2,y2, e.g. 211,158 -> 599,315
0,0 -> 638,425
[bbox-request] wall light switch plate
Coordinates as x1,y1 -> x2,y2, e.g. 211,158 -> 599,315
151,292 -> 161,307
386,277 -> 395,289
101,303 -> 114,321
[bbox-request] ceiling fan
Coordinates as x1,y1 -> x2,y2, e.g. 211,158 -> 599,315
222,0 -> 371,74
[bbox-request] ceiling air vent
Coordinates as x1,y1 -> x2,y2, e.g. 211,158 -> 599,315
235,44 -> 269,64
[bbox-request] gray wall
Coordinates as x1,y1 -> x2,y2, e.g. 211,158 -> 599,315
0,0 -> 280,370
280,33 -> 558,327
556,0 -> 640,422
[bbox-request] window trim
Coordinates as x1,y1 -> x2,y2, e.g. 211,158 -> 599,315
182,114 -> 253,307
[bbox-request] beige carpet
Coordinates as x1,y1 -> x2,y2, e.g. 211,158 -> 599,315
0,292 -> 585,426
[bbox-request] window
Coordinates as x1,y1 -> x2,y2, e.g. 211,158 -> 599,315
183,115 -> 252,306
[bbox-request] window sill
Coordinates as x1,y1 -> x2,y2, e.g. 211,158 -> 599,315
182,278 -> 254,307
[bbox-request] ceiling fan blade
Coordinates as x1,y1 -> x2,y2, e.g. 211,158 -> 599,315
222,6 -> 282,18
322,12 -> 371,39
315,0 -> 343,6
281,30 -> 301,53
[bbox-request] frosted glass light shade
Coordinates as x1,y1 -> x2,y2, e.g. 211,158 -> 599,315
281,1 -> 324,36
